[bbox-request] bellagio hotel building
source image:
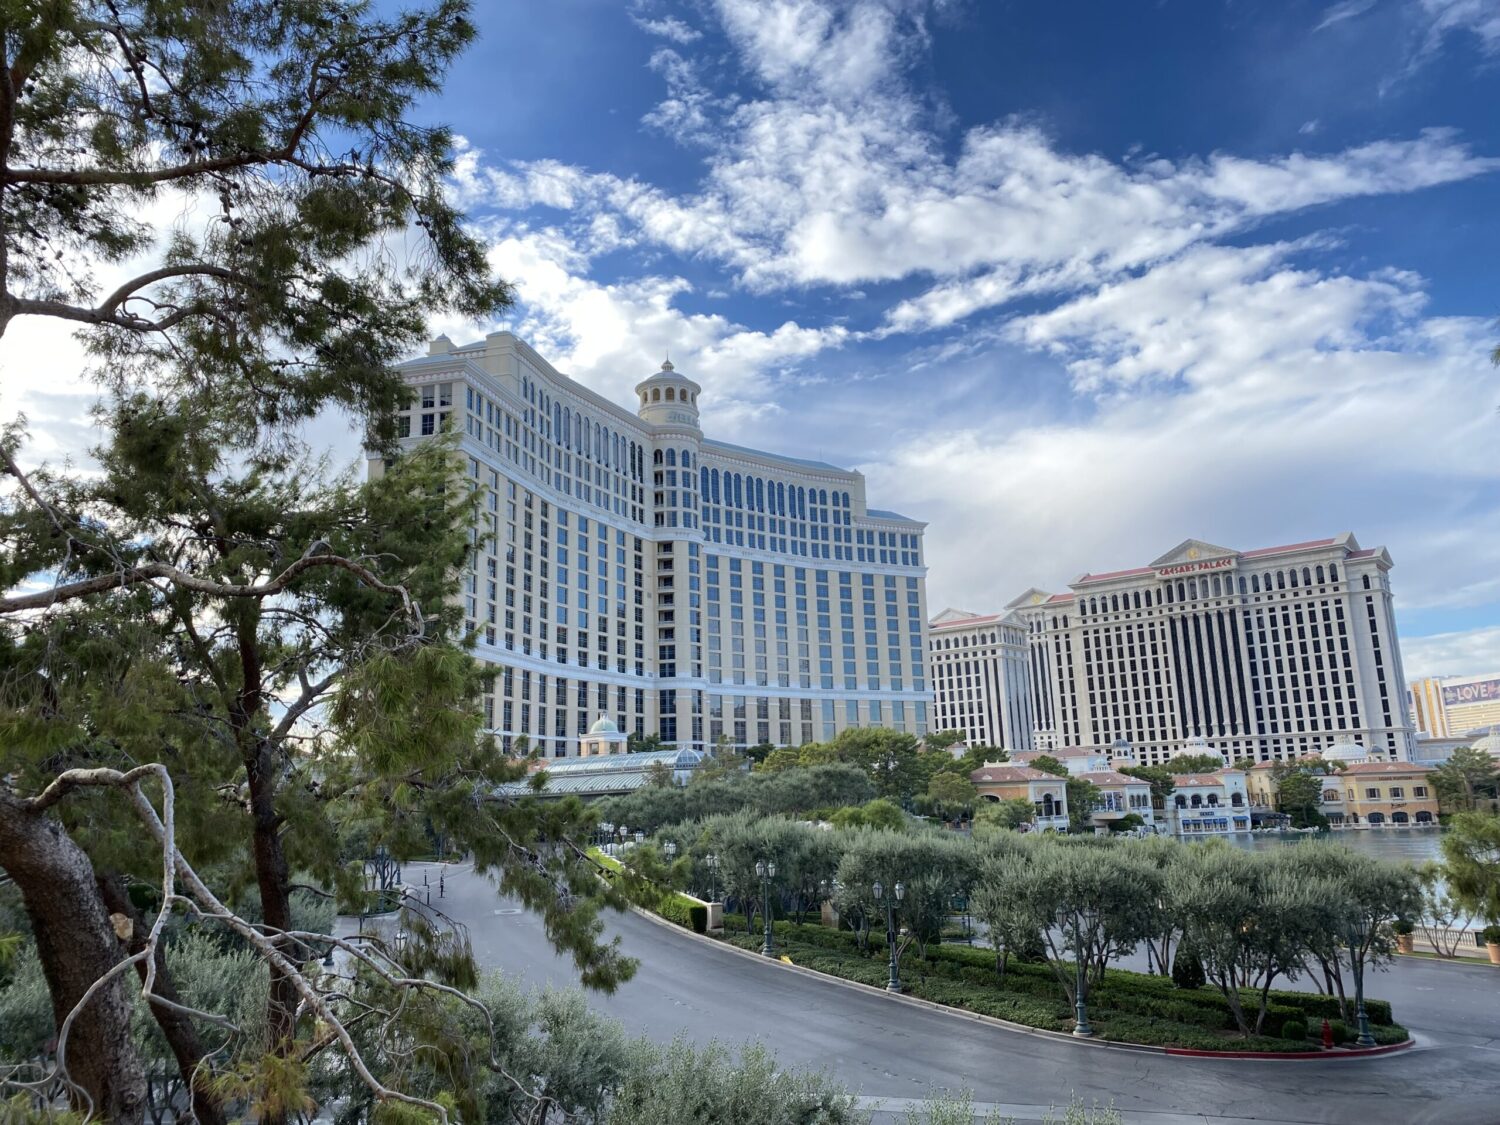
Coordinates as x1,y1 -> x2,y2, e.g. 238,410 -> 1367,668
931,535 -> 1416,766
377,332 -> 932,757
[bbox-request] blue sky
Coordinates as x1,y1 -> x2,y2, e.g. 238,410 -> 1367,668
415,0 -> 1500,680
5,0 -> 1499,681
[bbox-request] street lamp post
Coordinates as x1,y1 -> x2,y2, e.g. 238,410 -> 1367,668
706,853 -> 720,902
1347,917 -> 1376,1048
1072,907 -> 1096,1037
755,859 -> 777,957
872,880 -> 905,992
663,840 -> 678,860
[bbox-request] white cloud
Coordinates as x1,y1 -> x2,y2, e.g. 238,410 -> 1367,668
480,226 -> 849,423
1005,241 -> 1425,393
632,14 -> 703,44
435,0 -> 1500,641
1418,0 -> 1500,55
641,48 -> 722,145
1316,0 -> 1377,32
860,247 -> 1500,621
456,0 -> 1496,335
1403,626 -> 1500,682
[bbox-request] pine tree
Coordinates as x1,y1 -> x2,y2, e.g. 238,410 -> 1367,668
0,3 -> 628,1118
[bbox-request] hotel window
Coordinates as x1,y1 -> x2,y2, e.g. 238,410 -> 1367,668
1413,786 -> 1427,798
1365,787 -> 1380,800
1388,787 -> 1403,799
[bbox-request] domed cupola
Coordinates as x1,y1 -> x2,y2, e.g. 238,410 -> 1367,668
580,713 -> 628,757
635,359 -> 702,431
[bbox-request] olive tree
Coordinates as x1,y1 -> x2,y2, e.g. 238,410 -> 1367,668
1441,812 -> 1500,923
1170,848 -> 1327,1035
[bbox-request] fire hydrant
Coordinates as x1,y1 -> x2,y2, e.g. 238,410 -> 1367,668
1321,1019 -> 1334,1049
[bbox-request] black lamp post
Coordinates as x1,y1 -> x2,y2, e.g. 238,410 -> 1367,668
872,879 -> 905,992
1072,907 -> 1097,1037
1347,916 -> 1376,1047
755,858 -> 777,957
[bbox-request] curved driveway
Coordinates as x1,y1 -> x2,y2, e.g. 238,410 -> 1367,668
419,864 -> 1500,1125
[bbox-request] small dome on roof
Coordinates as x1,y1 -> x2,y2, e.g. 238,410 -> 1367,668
1473,727 -> 1500,758
1324,739 -> 1368,763
588,714 -> 620,735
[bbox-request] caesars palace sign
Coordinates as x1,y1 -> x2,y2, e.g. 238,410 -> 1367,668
1157,557 -> 1235,578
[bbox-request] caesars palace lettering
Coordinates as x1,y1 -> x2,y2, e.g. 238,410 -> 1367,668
1157,558 -> 1235,578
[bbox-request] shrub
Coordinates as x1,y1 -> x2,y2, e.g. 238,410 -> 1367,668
1392,918 -> 1414,936
1258,1003 -> 1303,1037
657,894 -> 709,934
1170,945 -> 1206,991
1328,1019 -> 1352,1044
1483,924 -> 1500,945
706,914 -> 1408,1052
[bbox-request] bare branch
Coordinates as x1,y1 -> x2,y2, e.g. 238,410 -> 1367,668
2,550 -> 422,626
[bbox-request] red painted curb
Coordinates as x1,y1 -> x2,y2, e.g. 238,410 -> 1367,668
1164,1038 -> 1415,1060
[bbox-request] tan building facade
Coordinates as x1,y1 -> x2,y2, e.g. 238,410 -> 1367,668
970,764 -> 1069,831
1246,757 -> 1437,827
386,333 -> 931,758
1337,761 -> 1438,827
1007,535 -> 1416,766
929,608 -> 1035,751
1409,673 -> 1500,739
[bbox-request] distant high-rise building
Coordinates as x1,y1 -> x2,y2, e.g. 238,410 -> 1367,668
999,534 -> 1415,765
927,609 -> 1035,751
380,332 -> 932,757
1409,673 -> 1500,739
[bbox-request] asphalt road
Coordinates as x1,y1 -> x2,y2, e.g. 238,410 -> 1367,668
404,863 -> 1500,1125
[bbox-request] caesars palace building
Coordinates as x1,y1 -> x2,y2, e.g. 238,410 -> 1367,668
930,535 -> 1416,766
378,332 -> 932,757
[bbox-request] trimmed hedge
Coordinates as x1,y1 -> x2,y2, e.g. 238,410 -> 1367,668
589,848 -> 708,933
659,894 -> 709,934
712,915 -> 1403,1052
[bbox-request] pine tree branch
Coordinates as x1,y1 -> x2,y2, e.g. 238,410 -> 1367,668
18,764 -> 464,1125
2,550 -> 422,625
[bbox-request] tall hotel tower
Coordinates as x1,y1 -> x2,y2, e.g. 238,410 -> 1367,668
380,332 -> 932,757
1007,536 -> 1416,765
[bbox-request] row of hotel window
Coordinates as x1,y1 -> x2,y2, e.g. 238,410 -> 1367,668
407,380 -> 922,564
479,679 -> 930,746
1076,565 -> 1379,618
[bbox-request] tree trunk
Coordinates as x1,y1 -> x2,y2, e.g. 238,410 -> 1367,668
246,743 -> 299,1059
1215,974 -> 1252,1037
97,873 -> 226,1125
0,797 -> 147,1123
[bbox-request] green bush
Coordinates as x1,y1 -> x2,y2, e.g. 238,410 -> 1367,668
1483,924 -> 1500,945
1328,1019 -> 1351,1044
1170,945 -> 1206,990
657,893 -> 709,934
704,915 -> 1406,1053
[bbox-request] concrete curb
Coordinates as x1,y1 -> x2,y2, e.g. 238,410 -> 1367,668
1164,1038 -> 1416,1060
626,905 -> 1411,1063
1397,950 -> 1499,967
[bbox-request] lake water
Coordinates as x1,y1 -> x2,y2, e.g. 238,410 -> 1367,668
1223,827 -> 1446,868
